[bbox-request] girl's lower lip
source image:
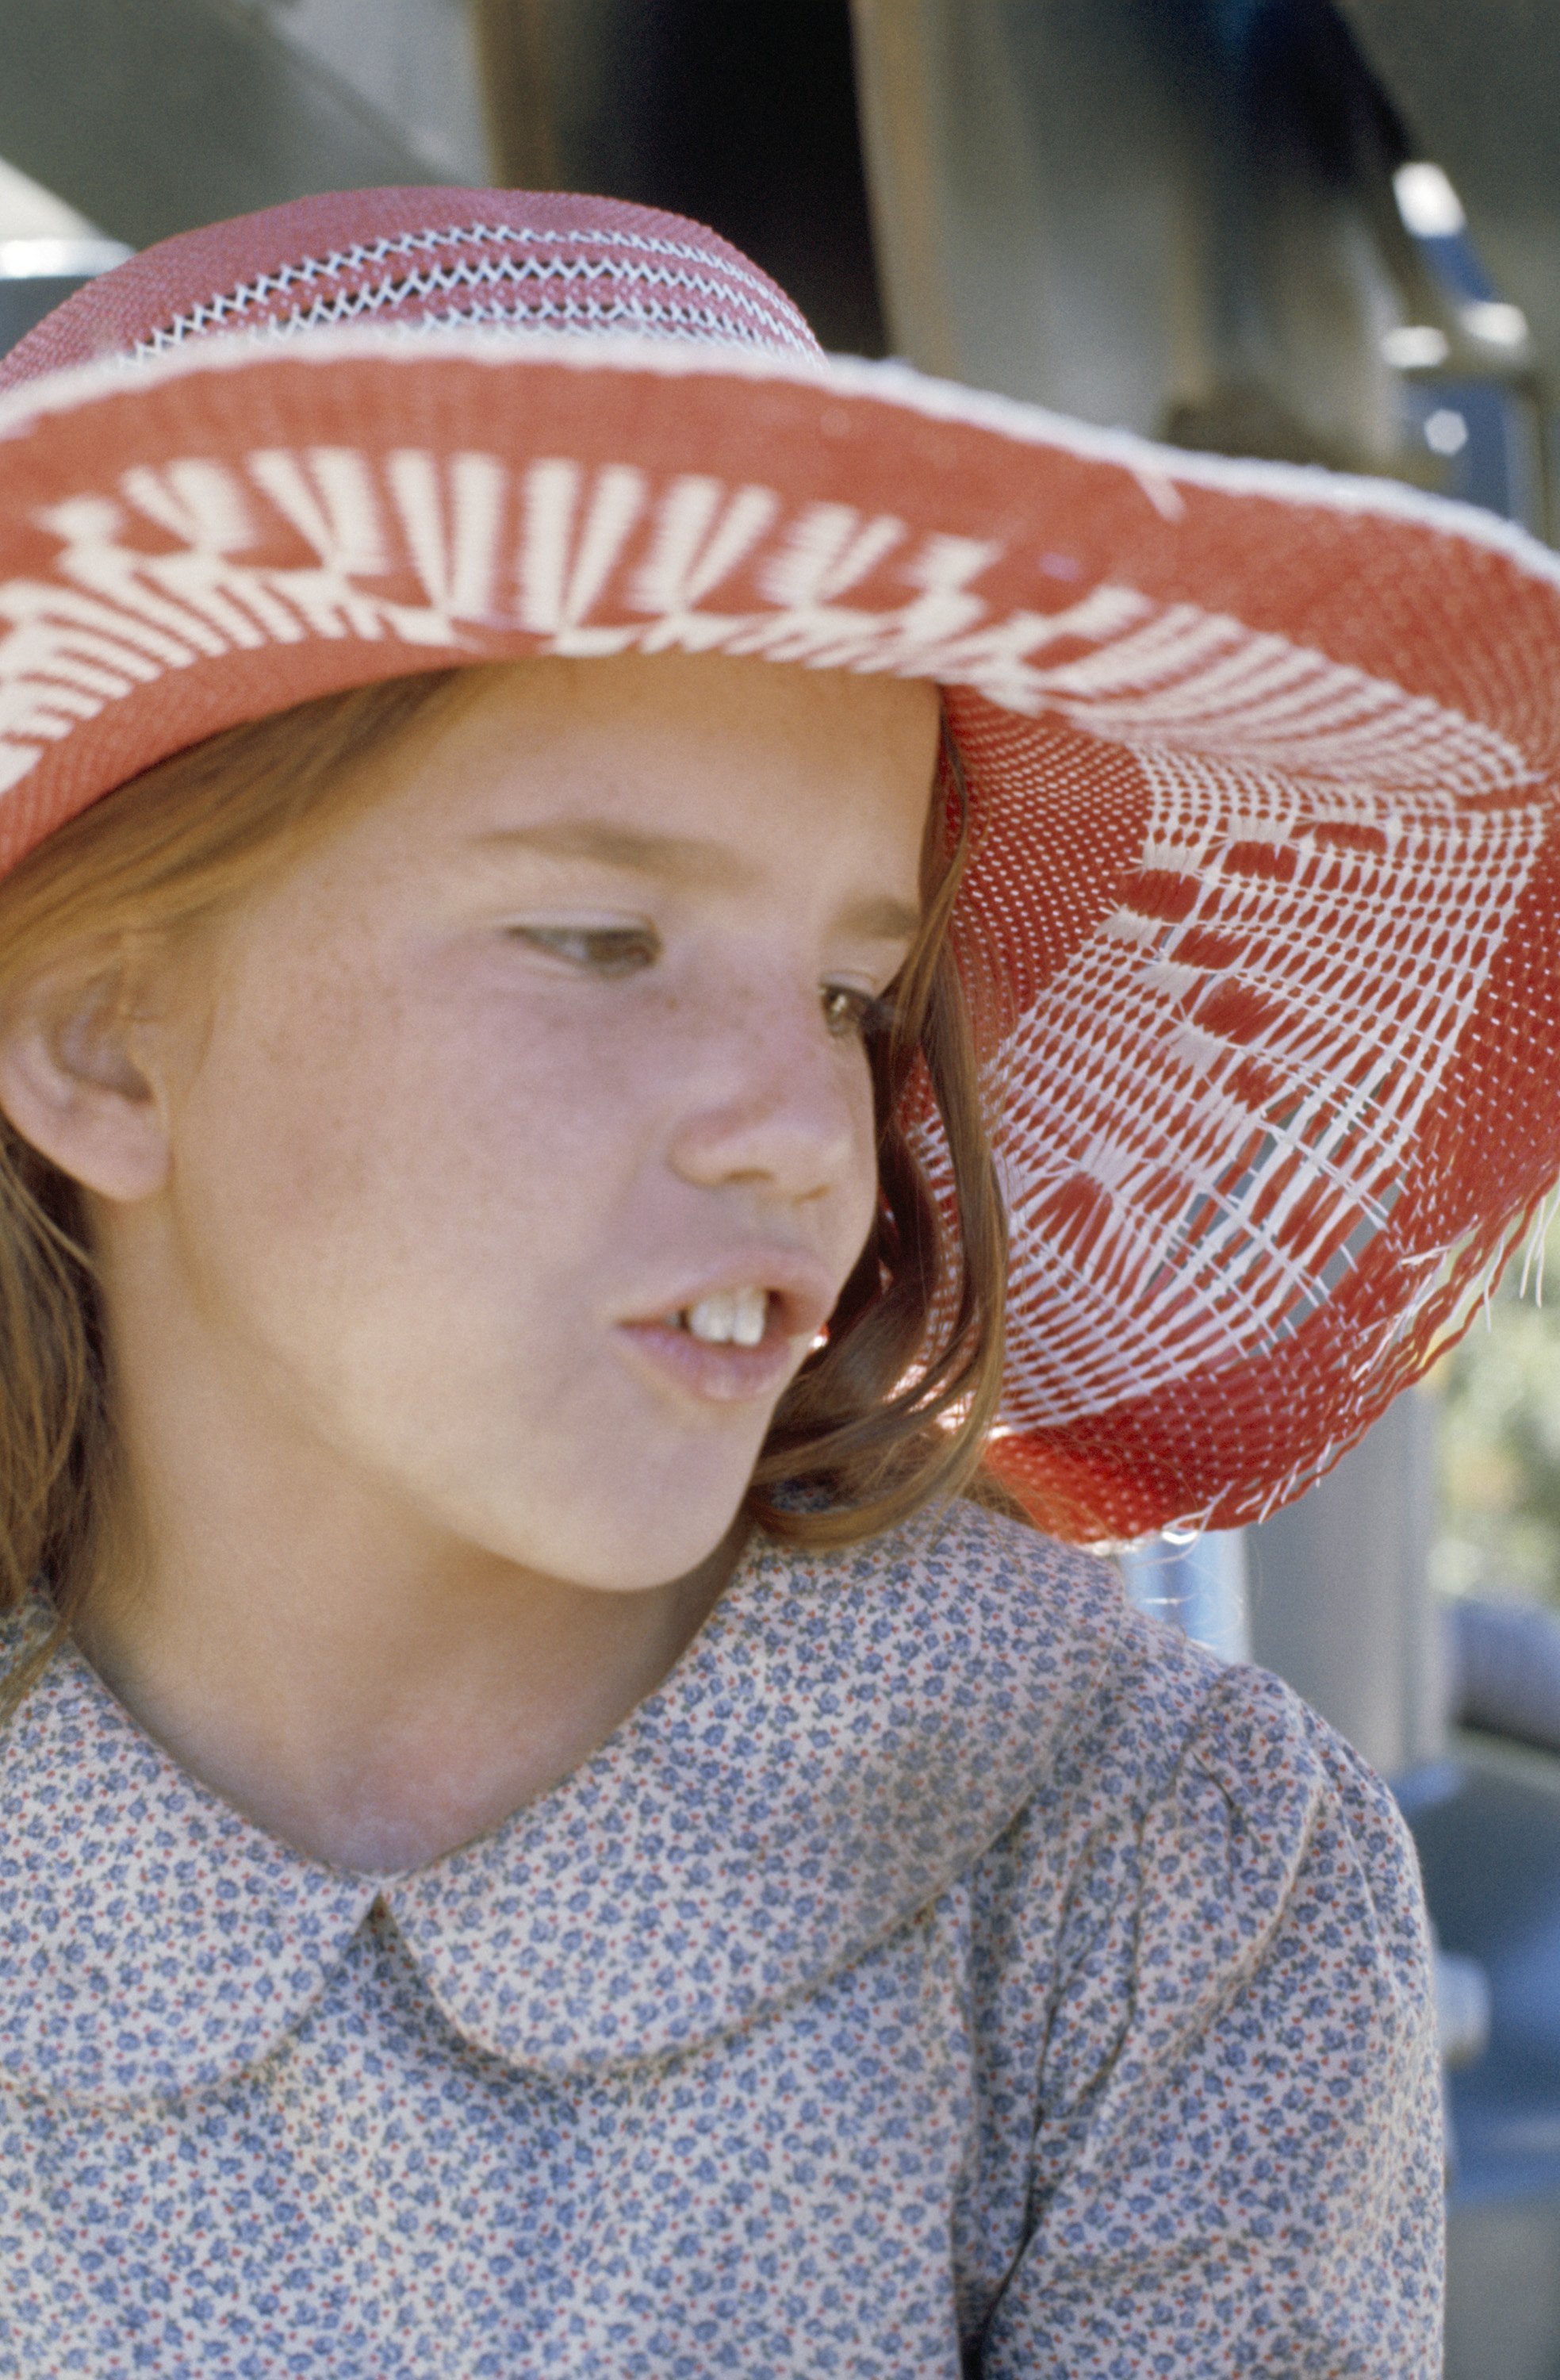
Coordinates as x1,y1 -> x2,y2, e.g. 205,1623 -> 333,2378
615,1318 -> 799,1405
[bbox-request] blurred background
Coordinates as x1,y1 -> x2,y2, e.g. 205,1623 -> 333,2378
1,2 -> 1557,2368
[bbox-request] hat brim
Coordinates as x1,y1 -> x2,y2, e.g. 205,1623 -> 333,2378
2,326 -> 1557,1540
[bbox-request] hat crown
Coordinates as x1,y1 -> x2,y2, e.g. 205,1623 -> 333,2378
0,186 -> 825,393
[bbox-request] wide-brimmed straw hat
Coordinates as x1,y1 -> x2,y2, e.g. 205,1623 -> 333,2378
1,184 -> 1558,1544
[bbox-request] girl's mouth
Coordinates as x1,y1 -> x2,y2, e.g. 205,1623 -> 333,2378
617,1275 -> 826,1406
664,1287 -> 770,1347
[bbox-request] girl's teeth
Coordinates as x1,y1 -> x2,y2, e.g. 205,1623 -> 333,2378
731,1288 -> 768,1346
685,1288 -> 768,1345
688,1294 -> 735,1343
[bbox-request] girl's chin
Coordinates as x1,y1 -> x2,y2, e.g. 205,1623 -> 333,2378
460,1449 -> 757,1594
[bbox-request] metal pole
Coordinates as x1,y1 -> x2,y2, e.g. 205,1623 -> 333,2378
1248,1391 -> 1444,1776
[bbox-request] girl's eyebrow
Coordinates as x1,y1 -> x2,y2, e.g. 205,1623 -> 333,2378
840,895 -> 922,943
470,822 -> 921,942
471,819 -> 745,886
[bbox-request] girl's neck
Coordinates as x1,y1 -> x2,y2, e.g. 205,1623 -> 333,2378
75,1321 -> 740,1873
76,1518 -> 738,1874
65,1200 -> 742,1872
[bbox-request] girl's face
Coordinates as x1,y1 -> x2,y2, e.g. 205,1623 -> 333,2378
119,654 -> 941,1591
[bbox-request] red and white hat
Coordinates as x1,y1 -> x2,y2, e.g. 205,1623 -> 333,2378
2,185 -> 1558,1543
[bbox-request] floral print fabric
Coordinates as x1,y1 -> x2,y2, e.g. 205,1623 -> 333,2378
0,1504 -> 1442,2375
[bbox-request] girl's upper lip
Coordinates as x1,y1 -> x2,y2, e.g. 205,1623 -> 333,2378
617,1251 -> 838,1342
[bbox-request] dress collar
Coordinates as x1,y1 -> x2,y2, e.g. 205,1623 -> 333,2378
0,1603 -> 376,2105
0,1507 -> 1125,2104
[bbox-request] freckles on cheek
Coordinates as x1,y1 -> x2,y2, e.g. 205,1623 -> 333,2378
201,951 -> 405,1240
450,1000 -> 648,1215
194,908 -> 669,1330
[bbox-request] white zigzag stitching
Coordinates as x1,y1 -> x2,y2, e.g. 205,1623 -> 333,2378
147,271 -> 803,355
134,225 -> 815,359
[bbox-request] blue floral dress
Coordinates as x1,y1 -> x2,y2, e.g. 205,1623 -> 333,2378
0,1503 -> 1441,2375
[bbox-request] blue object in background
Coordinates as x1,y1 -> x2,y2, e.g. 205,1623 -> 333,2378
1402,1738 -> 1560,2380
1118,1528 -> 1251,1664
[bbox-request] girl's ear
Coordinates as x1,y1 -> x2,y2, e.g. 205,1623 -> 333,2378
0,944 -> 173,1203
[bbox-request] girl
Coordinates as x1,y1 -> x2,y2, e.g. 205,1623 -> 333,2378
4,182 -> 1555,2376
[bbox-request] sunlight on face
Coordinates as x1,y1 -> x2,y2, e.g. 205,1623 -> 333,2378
153,652 -> 941,1588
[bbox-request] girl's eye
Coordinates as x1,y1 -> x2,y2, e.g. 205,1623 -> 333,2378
509,924 -> 660,978
821,985 -> 896,1040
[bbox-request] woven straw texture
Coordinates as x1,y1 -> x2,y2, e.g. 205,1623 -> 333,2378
1,189 -> 1557,1541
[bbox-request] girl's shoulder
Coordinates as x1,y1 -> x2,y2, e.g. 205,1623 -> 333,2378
914,1547 -> 1441,2379
0,1588 -> 57,1659
797,1491 -> 1132,1668
0,1590 -> 63,1721
802,1491 -> 1213,1784
824,1495 -> 1421,1951
911,1506 -> 1432,2048
867,1492 -> 1381,1788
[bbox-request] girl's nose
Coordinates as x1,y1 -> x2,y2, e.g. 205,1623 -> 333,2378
665,992 -> 868,1207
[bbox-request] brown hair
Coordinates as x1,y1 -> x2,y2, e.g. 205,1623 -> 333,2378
0,666 -> 1010,1703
